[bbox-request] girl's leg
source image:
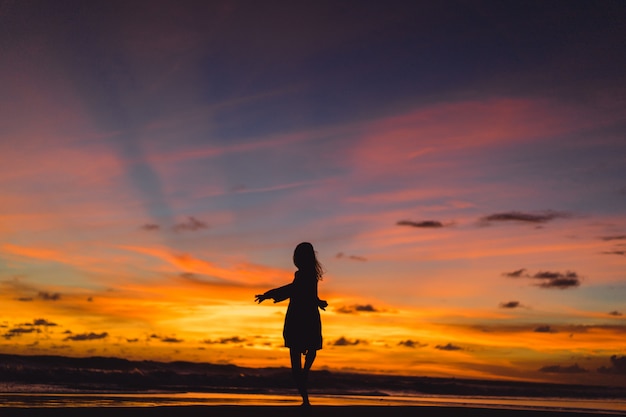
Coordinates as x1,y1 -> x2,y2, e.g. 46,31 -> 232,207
303,349 -> 316,372
289,349 -> 309,405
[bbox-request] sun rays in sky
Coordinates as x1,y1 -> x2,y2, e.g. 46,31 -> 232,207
1,1 -> 625,386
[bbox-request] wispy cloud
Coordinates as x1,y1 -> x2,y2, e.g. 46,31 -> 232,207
499,301 -> 523,309
332,337 -> 363,346
64,332 -> 108,341
502,269 -> 581,289
397,220 -> 445,228
539,364 -> 588,374
600,235 -> 626,241
38,292 -> 62,301
532,271 -> 581,289
398,339 -> 427,348
502,269 -> 527,278
335,252 -> 367,262
140,223 -> 160,231
173,216 -> 208,232
534,325 -> 557,333
480,210 -> 570,225
33,319 -> 58,327
335,304 -> 380,314
435,343 -> 463,351
601,251 -> 625,256
203,336 -> 247,345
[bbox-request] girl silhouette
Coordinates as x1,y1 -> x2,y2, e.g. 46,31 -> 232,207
255,242 -> 327,406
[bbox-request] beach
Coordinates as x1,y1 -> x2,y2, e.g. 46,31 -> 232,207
1,405 -> 623,417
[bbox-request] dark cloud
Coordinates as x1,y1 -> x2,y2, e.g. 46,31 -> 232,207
600,235 -> 626,241
173,216 -> 208,232
597,355 -> 626,375
335,304 -> 380,314
3,327 -> 41,339
204,336 -> 247,344
335,252 -> 367,262
140,223 -> 160,231
502,268 -> 528,278
435,343 -> 463,351
161,337 -> 183,343
481,210 -> 570,225
398,339 -> 427,348
533,271 -> 581,289
38,291 -> 61,301
87,297 -> 93,302
609,311 -> 623,316
503,269 -> 581,289
126,338 -> 139,343
539,364 -> 588,374
332,337 -> 362,346
534,325 -> 557,333
64,332 -> 108,341
499,301 -> 522,309
16,297 -> 34,302
397,220 -> 444,228
33,319 -> 57,327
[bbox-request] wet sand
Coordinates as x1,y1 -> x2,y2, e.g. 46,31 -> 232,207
0,406 -> 619,417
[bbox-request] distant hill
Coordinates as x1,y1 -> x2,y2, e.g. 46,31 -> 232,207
0,353 -> 624,399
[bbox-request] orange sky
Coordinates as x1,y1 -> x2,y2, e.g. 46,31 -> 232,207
1,1 -> 625,387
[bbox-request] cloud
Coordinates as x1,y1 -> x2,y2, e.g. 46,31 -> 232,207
16,297 -> 34,302
534,325 -> 557,333
397,220 -> 445,228
532,271 -> 581,289
64,332 -> 108,341
435,343 -> 463,351
150,334 -> 183,343
141,223 -> 160,231
335,252 -> 367,262
499,301 -> 522,309
203,336 -> 247,344
502,268 -> 527,278
33,319 -> 58,327
480,210 -> 570,225
173,216 -> 208,232
161,337 -> 184,343
3,327 -> 41,339
609,311 -> 623,316
398,339 -> 427,348
597,355 -> 626,375
38,291 -> 61,301
600,235 -> 626,241
503,269 -> 581,289
335,304 -> 380,314
332,337 -> 362,346
539,364 -> 588,374
601,251 -> 625,256
126,338 -> 139,343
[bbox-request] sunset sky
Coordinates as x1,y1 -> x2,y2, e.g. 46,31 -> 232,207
1,1 -> 625,386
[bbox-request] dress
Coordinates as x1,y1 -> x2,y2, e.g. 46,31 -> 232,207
266,269 -> 323,352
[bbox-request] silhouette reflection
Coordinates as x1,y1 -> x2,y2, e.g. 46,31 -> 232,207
256,242 -> 327,406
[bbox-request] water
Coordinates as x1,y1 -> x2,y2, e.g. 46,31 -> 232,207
1,390 -> 625,414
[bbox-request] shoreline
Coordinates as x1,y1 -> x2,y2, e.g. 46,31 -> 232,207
0,405 -> 623,417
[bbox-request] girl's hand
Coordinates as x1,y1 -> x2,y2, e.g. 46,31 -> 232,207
255,294 -> 269,304
318,299 -> 328,310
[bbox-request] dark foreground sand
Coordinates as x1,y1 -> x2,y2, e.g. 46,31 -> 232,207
0,406 -> 621,417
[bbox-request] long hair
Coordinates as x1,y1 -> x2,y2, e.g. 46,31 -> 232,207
293,242 -> 324,280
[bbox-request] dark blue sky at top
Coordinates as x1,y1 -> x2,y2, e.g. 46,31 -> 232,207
3,0 -> 625,141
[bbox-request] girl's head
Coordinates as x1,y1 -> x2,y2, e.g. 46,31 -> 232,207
293,242 -> 323,280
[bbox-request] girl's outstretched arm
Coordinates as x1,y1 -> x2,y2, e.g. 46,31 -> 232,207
255,283 -> 293,304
